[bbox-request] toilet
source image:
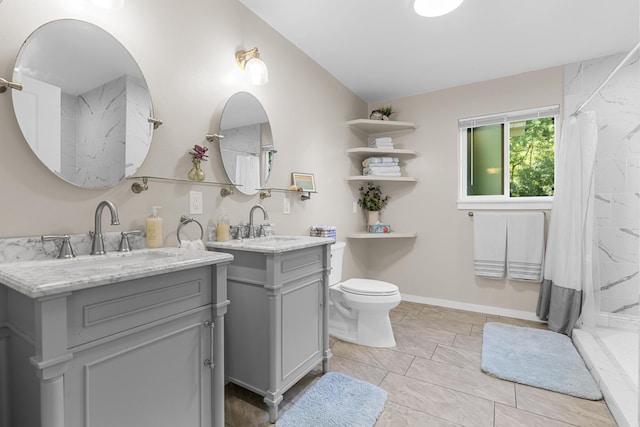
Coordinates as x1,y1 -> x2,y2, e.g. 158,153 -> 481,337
329,241 -> 401,347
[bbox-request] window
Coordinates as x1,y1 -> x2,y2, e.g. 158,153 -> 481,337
458,105 -> 558,210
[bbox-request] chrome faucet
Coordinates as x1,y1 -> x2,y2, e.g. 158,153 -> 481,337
91,200 -> 120,255
248,205 -> 269,238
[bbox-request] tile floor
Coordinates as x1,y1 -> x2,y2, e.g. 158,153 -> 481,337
224,301 -> 618,426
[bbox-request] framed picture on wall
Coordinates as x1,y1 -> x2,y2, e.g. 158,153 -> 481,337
292,172 -> 316,192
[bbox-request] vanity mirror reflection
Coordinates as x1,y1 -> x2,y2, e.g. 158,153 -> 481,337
217,92 -> 274,196
11,19 -> 156,189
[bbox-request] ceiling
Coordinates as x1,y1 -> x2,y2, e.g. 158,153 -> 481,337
237,0 -> 640,103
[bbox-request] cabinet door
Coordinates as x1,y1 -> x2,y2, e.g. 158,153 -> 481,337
65,310 -> 212,427
281,277 -> 322,382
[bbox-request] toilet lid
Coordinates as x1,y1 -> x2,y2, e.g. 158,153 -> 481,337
341,278 -> 399,296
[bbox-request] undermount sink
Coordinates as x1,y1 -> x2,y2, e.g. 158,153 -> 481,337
59,249 -> 178,269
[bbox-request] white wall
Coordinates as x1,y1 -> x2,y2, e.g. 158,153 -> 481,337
366,67 -> 564,316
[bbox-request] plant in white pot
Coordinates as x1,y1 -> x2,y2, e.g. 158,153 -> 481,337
358,183 -> 390,226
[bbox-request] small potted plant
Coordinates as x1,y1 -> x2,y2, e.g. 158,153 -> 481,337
188,144 -> 208,181
358,183 -> 390,226
370,106 -> 395,121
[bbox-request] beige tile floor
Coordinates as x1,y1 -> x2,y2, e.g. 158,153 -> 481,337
224,301 -> 618,427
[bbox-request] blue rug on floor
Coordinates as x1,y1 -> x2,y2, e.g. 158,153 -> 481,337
276,372 -> 387,427
481,322 -> 602,400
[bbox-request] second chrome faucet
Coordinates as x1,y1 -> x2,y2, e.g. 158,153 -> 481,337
248,205 -> 269,239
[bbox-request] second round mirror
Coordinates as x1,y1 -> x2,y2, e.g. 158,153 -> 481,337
219,92 -> 274,195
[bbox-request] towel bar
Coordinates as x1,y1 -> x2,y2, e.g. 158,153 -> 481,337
177,215 -> 204,244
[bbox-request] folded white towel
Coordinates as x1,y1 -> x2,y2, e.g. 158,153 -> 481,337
473,213 -> 507,279
362,157 -> 399,167
363,170 -> 401,176
363,166 -> 401,174
178,239 -> 206,252
507,213 -> 545,282
369,142 -> 394,148
373,137 -> 392,144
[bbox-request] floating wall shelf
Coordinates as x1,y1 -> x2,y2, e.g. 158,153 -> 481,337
259,188 -> 316,201
347,119 -> 416,137
128,176 -> 237,197
346,232 -> 417,239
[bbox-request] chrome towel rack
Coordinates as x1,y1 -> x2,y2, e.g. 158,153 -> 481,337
176,215 -> 204,245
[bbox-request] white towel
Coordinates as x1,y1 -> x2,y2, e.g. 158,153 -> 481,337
507,213 -> 545,282
362,157 -> 399,167
363,170 -> 401,177
363,166 -> 401,174
369,142 -> 394,148
373,137 -> 392,144
178,239 -> 206,252
473,213 -> 507,279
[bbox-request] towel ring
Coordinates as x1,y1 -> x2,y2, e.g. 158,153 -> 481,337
177,215 -> 204,245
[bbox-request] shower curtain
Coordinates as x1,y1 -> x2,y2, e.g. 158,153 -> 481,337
536,111 -> 598,335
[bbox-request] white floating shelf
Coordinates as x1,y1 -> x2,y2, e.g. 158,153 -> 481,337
346,147 -> 417,157
346,119 -> 416,137
346,232 -> 417,239
346,176 -> 418,183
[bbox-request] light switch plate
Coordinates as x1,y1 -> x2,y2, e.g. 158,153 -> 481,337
189,191 -> 203,214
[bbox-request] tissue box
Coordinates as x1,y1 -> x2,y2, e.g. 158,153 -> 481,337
367,223 -> 391,233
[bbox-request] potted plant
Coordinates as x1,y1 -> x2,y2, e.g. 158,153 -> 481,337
358,183 -> 390,225
188,144 -> 208,181
370,106 -> 395,120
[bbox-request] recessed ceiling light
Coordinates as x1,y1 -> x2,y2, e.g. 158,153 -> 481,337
414,0 -> 464,17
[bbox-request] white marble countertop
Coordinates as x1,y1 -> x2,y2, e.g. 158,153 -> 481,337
206,235 -> 335,254
0,247 -> 233,299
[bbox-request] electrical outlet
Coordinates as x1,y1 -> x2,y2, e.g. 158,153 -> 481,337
189,191 -> 203,214
283,196 -> 291,215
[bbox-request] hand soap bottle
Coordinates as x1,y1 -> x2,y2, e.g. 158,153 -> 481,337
216,208 -> 230,242
146,206 -> 163,248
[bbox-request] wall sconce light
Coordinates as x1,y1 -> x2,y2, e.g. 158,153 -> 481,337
236,47 -> 269,85
413,0 -> 463,17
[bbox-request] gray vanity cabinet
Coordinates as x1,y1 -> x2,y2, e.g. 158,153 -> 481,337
2,263 -> 230,427
219,244 -> 332,423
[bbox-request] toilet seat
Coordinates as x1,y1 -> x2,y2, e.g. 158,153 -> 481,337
341,278 -> 399,296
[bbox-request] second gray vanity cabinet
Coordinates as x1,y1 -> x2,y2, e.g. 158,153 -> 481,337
217,244 -> 331,423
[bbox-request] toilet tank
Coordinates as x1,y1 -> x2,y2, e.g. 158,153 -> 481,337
329,241 -> 346,286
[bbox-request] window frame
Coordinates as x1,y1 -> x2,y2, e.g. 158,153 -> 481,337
457,105 -> 559,211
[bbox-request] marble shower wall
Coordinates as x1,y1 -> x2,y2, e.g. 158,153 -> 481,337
565,51 -> 640,316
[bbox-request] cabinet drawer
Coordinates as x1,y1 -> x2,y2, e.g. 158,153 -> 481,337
67,267 -> 211,347
277,247 -> 325,284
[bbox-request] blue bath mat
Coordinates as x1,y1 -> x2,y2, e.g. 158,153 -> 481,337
481,322 -> 602,400
276,372 -> 387,427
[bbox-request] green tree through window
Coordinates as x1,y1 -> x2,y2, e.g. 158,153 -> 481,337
509,118 -> 554,197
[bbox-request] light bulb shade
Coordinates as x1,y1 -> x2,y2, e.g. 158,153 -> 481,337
236,47 -> 269,85
90,0 -> 124,9
414,0 -> 463,17
245,57 -> 269,85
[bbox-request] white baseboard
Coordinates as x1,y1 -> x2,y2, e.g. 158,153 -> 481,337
400,293 -> 543,323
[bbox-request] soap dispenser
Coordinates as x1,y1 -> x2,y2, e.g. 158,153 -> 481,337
146,206 -> 163,248
216,208 -> 230,242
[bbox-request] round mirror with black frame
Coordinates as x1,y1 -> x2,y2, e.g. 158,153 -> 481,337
11,19 -> 155,189
219,92 -> 274,196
